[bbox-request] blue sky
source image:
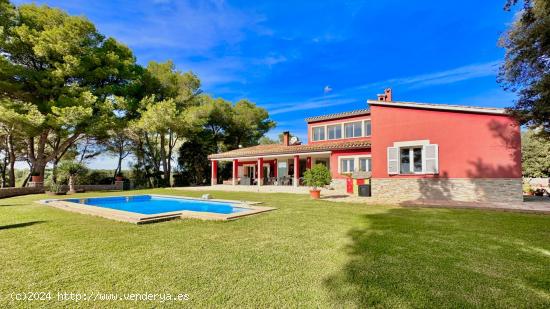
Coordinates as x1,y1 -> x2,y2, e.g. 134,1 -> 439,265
15,0 -> 519,169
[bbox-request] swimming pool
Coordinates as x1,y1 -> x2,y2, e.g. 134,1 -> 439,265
64,195 -> 249,215
41,194 -> 274,223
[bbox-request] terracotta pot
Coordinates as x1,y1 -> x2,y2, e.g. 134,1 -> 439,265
31,175 -> 43,182
309,189 -> 321,199
115,176 -> 124,181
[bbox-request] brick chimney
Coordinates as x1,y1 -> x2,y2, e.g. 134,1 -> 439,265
282,131 -> 290,146
377,88 -> 393,102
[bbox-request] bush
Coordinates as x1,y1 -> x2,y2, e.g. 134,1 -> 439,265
303,164 -> 332,189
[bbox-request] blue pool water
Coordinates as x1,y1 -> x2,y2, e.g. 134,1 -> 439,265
62,195 -> 249,215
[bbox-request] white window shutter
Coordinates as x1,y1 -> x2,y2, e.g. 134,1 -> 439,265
423,144 -> 439,174
387,147 -> 399,174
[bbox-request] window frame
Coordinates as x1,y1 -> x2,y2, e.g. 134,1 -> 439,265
390,140 -> 436,175
343,121 -> 363,139
326,124 -> 342,140
399,146 -> 423,174
364,120 -> 372,137
311,126 -> 326,141
338,155 -> 372,174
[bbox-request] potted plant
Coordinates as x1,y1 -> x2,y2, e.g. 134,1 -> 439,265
523,183 -> 534,196
31,171 -> 43,183
58,161 -> 88,194
46,182 -> 66,195
303,164 -> 332,199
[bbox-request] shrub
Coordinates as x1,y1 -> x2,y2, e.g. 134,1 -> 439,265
303,164 -> 332,190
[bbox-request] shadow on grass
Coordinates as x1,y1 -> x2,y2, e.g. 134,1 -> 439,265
323,208 -> 549,307
0,221 -> 45,230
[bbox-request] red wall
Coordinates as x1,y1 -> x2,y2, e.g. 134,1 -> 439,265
370,105 -> 521,179
308,114 -> 371,144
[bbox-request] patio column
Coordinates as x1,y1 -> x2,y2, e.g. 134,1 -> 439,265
293,155 -> 299,187
306,157 -> 312,169
232,159 -> 238,186
257,157 -> 264,186
211,160 -> 217,186
274,159 -> 278,178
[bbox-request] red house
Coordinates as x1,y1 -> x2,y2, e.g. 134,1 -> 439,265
208,89 -> 522,203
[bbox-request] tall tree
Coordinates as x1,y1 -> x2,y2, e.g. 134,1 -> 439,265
0,99 -> 44,186
225,100 -> 276,149
500,0 -> 550,136
522,129 -> 550,177
131,61 -> 202,186
0,2 -> 138,178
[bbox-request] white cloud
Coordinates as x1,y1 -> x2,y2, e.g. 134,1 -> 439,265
269,97 -> 357,115
356,60 -> 501,91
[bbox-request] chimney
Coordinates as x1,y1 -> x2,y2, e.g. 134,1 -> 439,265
377,88 -> 393,102
384,88 -> 392,101
282,131 -> 290,146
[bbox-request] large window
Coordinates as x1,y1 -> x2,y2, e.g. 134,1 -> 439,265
312,126 -> 325,141
358,157 -> 371,172
344,121 -> 362,138
388,142 -> 438,175
339,156 -> 371,173
340,158 -> 355,173
327,124 -> 342,139
364,120 -> 372,136
400,147 -> 423,174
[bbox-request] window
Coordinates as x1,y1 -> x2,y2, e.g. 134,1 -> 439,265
400,147 -> 423,173
312,126 -> 325,141
388,142 -> 438,175
364,120 -> 371,136
340,158 -> 355,173
344,122 -> 362,138
358,157 -> 371,172
327,124 -> 342,139
339,156 -> 371,174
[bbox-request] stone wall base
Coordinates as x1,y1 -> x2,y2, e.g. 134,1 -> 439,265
372,178 -> 523,203
330,179 -> 347,191
0,187 -> 44,199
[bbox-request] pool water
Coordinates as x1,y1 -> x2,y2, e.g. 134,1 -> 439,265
63,195 -> 249,215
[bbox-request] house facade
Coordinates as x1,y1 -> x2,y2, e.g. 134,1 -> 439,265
208,89 -> 522,203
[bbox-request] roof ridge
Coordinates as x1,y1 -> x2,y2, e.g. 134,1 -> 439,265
367,100 -> 506,115
209,139 -> 371,159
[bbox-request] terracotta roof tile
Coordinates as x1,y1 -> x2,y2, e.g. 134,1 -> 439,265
208,140 -> 371,159
305,109 -> 370,123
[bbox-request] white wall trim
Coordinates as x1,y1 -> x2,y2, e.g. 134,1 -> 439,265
392,140 -> 430,147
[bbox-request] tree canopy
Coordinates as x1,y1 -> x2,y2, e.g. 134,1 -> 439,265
522,129 -> 550,177
500,0 -> 550,136
0,1 -> 276,188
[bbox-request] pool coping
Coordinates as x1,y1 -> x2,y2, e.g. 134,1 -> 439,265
37,194 -> 275,224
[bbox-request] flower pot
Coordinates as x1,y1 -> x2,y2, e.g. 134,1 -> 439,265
309,189 -> 321,199
115,176 -> 124,181
31,175 -> 43,182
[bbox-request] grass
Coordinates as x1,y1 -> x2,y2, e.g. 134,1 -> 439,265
0,189 -> 549,308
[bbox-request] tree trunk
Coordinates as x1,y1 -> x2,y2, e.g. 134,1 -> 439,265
68,175 -> 75,193
159,133 -> 169,187
0,155 -> 7,188
21,171 -> 31,187
7,134 -> 16,187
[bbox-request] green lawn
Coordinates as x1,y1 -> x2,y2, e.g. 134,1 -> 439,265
0,189 -> 549,308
